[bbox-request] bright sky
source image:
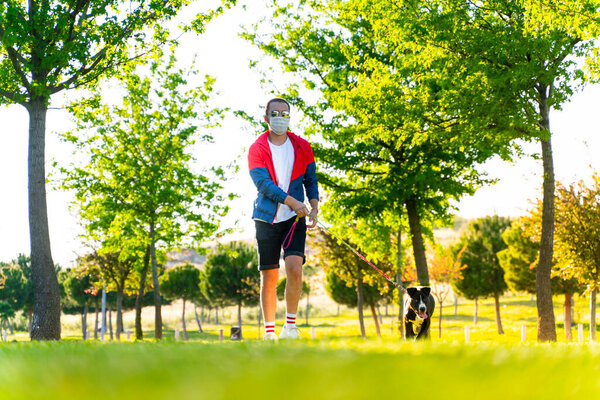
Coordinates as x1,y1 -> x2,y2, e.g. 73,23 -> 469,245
0,0 -> 599,266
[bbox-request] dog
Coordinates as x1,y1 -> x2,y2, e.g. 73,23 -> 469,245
404,286 -> 435,340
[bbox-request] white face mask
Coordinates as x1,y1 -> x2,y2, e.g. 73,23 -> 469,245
269,116 -> 289,135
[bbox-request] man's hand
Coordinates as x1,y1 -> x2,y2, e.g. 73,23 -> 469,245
307,207 -> 318,229
285,196 -> 309,218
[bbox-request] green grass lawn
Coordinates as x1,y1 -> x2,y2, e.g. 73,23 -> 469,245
2,294 -> 600,399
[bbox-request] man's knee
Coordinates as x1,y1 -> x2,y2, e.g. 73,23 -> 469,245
261,269 -> 279,288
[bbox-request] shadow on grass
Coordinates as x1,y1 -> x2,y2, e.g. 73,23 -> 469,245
444,314 -> 492,323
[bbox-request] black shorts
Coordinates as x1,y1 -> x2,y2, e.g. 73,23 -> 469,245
255,216 -> 306,270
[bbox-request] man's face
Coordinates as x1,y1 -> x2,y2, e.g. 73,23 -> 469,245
264,102 -> 290,127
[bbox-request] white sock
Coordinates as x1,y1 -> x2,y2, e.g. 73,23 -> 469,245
264,321 -> 275,334
286,313 -> 296,326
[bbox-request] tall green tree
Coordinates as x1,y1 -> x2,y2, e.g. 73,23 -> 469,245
396,0 -> 600,342
201,242 -> 260,335
499,213 -> 582,341
245,0 -> 524,292
0,0 -> 235,341
61,54 -> 232,340
160,263 -> 201,340
62,265 -> 98,340
555,176 -> 600,341
453,216 -> 511,334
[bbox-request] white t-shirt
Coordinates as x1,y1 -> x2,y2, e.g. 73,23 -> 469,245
268,137 -> 296,223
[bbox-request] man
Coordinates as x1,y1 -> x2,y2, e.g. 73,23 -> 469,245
248,97 -> 319,340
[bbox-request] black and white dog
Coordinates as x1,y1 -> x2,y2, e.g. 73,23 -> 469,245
404,286 -> 435,340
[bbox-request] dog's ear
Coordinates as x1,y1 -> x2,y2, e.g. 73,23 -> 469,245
407,287 -> 417,297
421,287 -> 431,297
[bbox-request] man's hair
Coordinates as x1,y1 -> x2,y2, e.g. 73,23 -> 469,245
265,97 -> 290,116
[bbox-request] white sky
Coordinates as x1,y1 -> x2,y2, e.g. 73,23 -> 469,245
0,1 -> 599,266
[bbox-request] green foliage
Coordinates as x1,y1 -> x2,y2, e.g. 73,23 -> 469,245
276,277 -> 309,301
0,254 -> 33,316
61,53 -> 231,258
201,241 -> 260,307
498,221 -> 539,294
555,176 -> 600,292
160,264 -> 201,302
452,216 -> 511,300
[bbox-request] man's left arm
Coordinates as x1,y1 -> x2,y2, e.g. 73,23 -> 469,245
303,144 -> 319,229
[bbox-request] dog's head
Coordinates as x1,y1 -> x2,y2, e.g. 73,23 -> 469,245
406,287 -> 431,319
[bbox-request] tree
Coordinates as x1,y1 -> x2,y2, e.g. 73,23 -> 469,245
61,54 -> 232,340
245,0 -> 519,292
398,0 -> 600,342
312,229 -> 390,338
324,271 -> 385,337
555,176 -> 600,341
453,216 -> 511,334
0,0 -> 236,341
499,214 -> 582,341
61,266 -> 98,339
160,263 -> 201,340
428,243 -> 465,338
201,242 -> 260,337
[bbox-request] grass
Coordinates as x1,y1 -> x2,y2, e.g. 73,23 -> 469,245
2,294 -> 600,399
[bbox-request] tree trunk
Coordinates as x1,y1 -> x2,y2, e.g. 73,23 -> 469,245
150,219 -> 162,339
474,298 -> 478,325
194,303 -> 203,333
385,304 -> 388,317
7,319 -> 14,335
454,293 -> 458,316
590,288 -> 596,342
82,304 -> 88,340
101,284 -> 107,340
396,227 -> 405,338
215,306 -> 219,325
356,270 -> 366,338
201,304 -> 205,324
564,293 -> 573,341
305,292 -> 310,326
494,294 -> 504,335
405,197 -> 429,285
182,299 -> 188,341
27,308 -> 33,334
27,98 -> 61,341
94,301 -> 99,340
237,302 -> 242,329
135,245 -> 151,340
377,306 -> 383,325
116,288 -> 124,341
535,85 -> 557,342
108,304 -> 113,341
370,302 -> 381,338
438,300 -> 443,338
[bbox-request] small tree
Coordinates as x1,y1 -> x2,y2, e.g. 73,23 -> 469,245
428,243 -> 465,338
160,264 -> 201,340
202,242 -> 260,337
453,216 -> 511,333
62,266 -> 98,340
555,177 -> 600,341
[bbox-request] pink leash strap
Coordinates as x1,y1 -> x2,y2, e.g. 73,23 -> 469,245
283,216 -> 300,249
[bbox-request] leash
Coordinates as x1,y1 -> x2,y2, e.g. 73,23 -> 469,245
287,212 -> 406,293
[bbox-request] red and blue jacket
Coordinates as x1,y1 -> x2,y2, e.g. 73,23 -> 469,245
248,131 -> 319,224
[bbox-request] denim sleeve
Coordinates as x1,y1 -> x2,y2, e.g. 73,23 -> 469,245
250,167 -> 288,204
303,161 -> 319,201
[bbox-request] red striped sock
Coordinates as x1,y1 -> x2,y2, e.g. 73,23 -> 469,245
264,322 -> 275,334
286,313 -> 296,326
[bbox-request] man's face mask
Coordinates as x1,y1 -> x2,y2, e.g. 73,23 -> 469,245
268,110 -> 290,135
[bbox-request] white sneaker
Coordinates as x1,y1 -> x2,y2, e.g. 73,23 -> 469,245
279,323 -> 301,339
263,332 -> 278,341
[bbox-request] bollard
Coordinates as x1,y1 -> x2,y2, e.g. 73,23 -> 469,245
219,329 -> 224,342
464,326 -> 470,343
578,323 -> 584,342
311,326 -> 316,339
175,328 -> 180,341
521,325 -> 526,342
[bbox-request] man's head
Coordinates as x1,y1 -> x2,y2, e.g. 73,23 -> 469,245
264,97 -> 291,136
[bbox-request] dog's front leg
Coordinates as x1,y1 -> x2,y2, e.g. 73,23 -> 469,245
416,318 -> 430,340
405,321 -> 415,340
